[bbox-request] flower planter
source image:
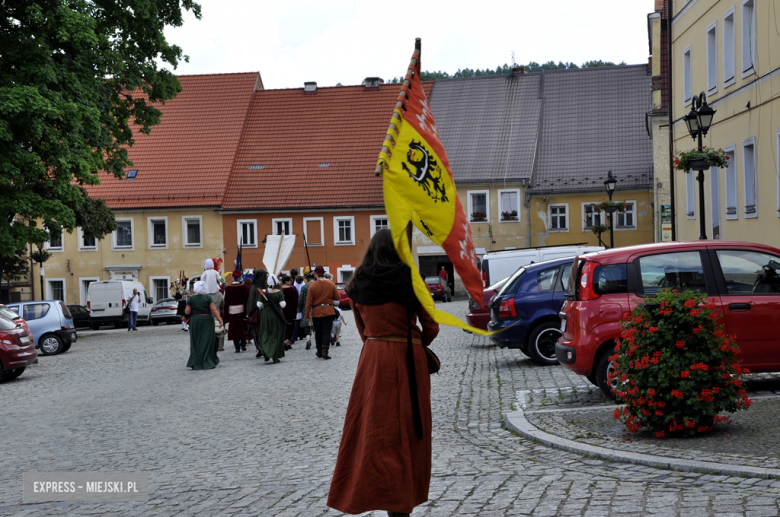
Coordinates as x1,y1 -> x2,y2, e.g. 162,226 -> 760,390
501,217 -> 517,221
687,158 -> 712,171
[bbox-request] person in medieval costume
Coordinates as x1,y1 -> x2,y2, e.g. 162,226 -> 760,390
280,275 -> 299,350
201,259 -> 225,351
327,230 -> 439,517
184,281 -> 223,370
305,265 -> 341,360
246,269 -> 267,357
223,270 -> 249,353
254,272 -> 287,363
297,272 -> 314,348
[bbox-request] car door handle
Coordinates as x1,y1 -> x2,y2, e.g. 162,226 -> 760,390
728,303 -> 751,311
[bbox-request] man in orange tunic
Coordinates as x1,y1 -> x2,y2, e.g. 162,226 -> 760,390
304,265 -> 340,360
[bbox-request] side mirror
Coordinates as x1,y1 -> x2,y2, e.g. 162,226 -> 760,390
147,297 -> 153,304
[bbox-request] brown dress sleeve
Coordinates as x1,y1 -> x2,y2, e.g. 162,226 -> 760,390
351,301 -> 367,344
417,306 -> 439,347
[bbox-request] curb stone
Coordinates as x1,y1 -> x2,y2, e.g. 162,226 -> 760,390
504,409 -> 780,480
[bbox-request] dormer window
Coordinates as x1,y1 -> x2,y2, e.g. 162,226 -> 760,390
319,163 -> 330,167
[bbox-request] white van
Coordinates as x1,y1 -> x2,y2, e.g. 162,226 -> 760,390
87,281 -> 152,329
481,245 -> 604,286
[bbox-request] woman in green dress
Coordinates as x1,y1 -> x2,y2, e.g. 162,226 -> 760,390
255,275 -> 287,363
246,269 -> 267,357
185,280 -> 224,370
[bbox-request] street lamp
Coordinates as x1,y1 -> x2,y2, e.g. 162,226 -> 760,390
683,91 -> 717,240
603,170 -> 618,248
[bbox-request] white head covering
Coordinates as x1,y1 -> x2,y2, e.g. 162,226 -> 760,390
204,259 -> 214,270
267,275 -> 278,288
193,281 -> 207,295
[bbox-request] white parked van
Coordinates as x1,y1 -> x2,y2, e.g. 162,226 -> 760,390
481,245 -> 604,286
87,281 -> 152,329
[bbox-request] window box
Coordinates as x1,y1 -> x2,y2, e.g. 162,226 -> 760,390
500,210 -> 518,221
471,212 -> 487,222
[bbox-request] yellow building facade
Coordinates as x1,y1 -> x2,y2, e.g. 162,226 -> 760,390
671,0 -> 780,243
40,209 -> 224,305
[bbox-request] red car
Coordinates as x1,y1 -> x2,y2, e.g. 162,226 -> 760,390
425,277 -> 452,302
335,283 -> 351,310
0,312 -> 37,382
557,240 -> 780,398
467,277 -> 508,330
0,304 -> 32,342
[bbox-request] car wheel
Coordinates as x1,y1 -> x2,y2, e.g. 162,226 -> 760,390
40,334 -> 63,355
526,322 -> 561,366
152,320 -> 159,326
1,366 -> 25,382
595,347 -> 618,400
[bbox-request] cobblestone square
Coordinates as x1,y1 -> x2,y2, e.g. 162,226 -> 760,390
2,301 -> 780,516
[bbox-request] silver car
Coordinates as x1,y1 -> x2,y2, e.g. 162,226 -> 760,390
5,301 -> 77,355
148,298 -> 182,326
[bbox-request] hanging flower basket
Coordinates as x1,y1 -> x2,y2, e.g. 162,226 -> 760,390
611,289 -> 751,437
674,147 -> 729,173
30,250 -> 51,263
590,223 -> 608,236
501,210 -> 518,221
595,200 -> 627,213
471,211 -> 486,222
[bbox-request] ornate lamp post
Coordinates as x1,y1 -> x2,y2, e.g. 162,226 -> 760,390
30,242 -> 50,301
683,92 -> 717,240
603,170 -> 618,248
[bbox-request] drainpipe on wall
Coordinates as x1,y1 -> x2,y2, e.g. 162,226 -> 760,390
667,0 -> 676,241
522,178 -> 531,247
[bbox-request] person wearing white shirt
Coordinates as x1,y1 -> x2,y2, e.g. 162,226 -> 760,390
127,288 -> 141,331
201,259 -> 225,351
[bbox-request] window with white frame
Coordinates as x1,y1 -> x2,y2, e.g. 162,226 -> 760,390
549,204 -> 568,231
468,190 -> 489,222
616,201 -> 637,228
182,216 -> 202,247
741,0 -> 755,76
723,8 -> 736,85
724,147 -> 738,219
706,22 -> 717,93
337,265 -> 356,283
237,219 -> 257,247
498,189 -> 520,221
113,219 -> 133,249
150,277 -> 170,303
47,279 -> 65,302
303,217 -> 324,246
683,46 -> 692,106
147,217 -> 168,248
46,226 -> 63,251
77,227 -> 97,251
581,203 -> 604,230
742,138 -> 757,217
272,218 -> 292,236
686,171 -> 696,218
334,216 -> 355,245
370,215 -> 389,237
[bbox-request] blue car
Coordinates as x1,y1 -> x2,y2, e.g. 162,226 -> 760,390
487,257 -> 574,365
6,301 -> 77,356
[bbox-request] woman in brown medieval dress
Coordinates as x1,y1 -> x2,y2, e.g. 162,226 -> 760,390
327,229 -> 439,517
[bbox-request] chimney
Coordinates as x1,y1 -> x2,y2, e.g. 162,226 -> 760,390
363,77 -> 384,91
303,81 -> 317,94
512,66 -> 525,75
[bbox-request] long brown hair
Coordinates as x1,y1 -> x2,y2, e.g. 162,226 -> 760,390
348,229 -> 403,288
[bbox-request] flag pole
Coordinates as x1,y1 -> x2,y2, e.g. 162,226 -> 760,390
302,232 -> 312,271
375,37 -> 421,177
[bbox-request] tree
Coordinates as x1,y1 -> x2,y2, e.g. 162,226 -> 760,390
0,0 -> 202,282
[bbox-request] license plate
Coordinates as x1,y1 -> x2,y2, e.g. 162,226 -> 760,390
560,318 -> 567,333
20,336 -> 30,345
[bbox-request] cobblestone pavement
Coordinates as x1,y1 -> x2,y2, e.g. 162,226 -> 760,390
3,301 -> 780,516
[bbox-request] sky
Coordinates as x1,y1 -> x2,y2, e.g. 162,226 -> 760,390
163,0 -> 656,90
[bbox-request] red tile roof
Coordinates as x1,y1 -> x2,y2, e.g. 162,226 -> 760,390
221,82 -> 434,211
86,72 -> 260,209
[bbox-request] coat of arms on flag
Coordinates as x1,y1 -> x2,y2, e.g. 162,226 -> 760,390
376,38 -> 488,334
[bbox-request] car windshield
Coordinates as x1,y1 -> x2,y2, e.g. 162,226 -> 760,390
0,306 -> 21,320
424,277 -> 441,284
497,268 -> 526,297
486,278 -> 508,292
